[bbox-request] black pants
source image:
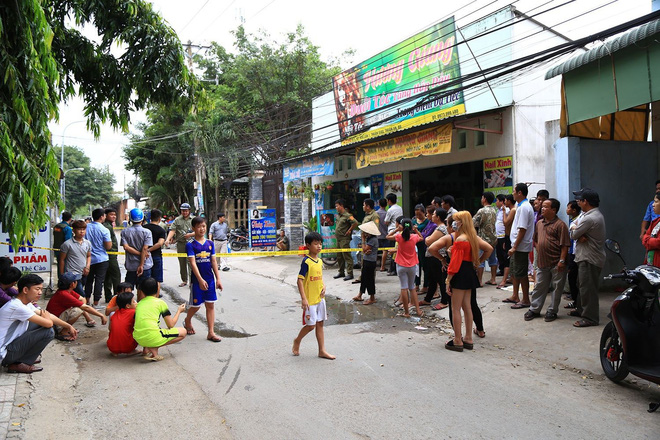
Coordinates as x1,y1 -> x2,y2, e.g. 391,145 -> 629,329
496,237 -> 511,274
415,242 -> 427,288
567,253 -> 579,301
448,288 -> 484,332
104,256 -> 121,302
85,260 -> 109,302
424,256 -> 449,304
359,260 -> 377,297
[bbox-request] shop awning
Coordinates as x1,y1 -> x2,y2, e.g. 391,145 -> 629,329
546,18 -> 660,140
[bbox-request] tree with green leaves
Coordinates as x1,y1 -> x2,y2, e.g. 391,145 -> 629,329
53,146 -> 117,217
0,0 -> 194,246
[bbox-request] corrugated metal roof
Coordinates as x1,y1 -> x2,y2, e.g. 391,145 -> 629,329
545,18 -> 660,79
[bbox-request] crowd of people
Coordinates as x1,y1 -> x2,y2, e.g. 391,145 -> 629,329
325,182 -> 612,352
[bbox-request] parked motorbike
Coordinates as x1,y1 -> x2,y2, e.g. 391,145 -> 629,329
229,228 -> 249,251
600,239 -> 660,412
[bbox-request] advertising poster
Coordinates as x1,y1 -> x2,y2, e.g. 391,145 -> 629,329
0,220 -> 51,273
249,209 -> 277,247
356,124 -> 452,169
317,209 -> 337,257
332,16 -> 464,145
370,174 -> 384,200
483,156 -> 513,195
283,155 -> 335,183
384,172 -> 403,206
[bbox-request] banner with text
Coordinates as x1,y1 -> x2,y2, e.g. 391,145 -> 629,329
0,220 -> 51,273
283,155 -> 335,183
356,124 -> 452,169
483,156 -> 513,195
332,16 -> 464,145
384,172 -> 403,208
317,209 -> 338,257
249,209 -> 277,247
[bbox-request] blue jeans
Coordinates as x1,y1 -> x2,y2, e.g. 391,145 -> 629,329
151,255 -> 163,282
125,267 -> 152,289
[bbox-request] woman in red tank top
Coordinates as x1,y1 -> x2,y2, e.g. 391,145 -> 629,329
430,211 -> 493,352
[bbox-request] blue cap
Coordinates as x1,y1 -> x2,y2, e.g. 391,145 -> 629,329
129,208 -> 144,223
60,272 -> 82,284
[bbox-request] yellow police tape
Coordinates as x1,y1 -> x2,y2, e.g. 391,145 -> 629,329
0,242 -> 395,258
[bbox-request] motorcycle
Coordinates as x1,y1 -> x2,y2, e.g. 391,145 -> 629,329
600,239 -> 660,412
229,228 -> 249,251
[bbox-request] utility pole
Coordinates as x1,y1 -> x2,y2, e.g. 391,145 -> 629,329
185,41 -> 205,217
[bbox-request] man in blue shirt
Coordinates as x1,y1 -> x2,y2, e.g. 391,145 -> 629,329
84,208 -> 112,306
640,180 -> 660,241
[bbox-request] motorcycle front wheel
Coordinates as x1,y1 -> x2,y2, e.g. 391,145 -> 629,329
600,321 -> 629,382
230,240 -> 245,251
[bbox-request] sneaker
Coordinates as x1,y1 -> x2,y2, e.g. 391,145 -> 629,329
544,311 -> 558,322
524,310 -> 540,321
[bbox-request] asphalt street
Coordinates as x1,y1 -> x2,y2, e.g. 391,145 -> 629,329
11,249 -> 660,439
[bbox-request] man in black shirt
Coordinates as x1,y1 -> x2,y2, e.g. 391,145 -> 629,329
143,209 -> 167,283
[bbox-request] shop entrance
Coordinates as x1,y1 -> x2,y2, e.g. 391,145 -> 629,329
408,160 -> 484,214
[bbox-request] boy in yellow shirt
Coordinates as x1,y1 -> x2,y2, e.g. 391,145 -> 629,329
292,232 -> 335,360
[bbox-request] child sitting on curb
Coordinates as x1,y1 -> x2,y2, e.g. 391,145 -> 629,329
46,272 -> 107,341
107,290 -> 140,356
133,278 -> 186,361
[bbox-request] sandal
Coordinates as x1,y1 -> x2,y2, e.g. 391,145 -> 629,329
55,333 -> 75,342
144,354 -> 164,361
445,340 -> 464,352
567,310 -> 581,317
564,302 -> 576,309
573,319 -> 597,328
473,328 -> 486,338
363,299 -> 376,305
352,296 -> 363,302
85,321 -> 96,328
207,335 -> 222,343
418,300 -> 432,306
432,303 -> 448,311
462,339 -> 474,350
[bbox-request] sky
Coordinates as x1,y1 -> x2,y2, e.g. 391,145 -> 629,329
49,0 -> 653,194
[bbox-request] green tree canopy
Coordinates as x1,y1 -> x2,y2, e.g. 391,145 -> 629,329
0,0 -> 194,246
53,146 -> 116,216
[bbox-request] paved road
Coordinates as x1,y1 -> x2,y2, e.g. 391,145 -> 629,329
15,251 -> 660,439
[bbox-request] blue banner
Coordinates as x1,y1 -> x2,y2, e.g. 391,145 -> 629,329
283,155 -> 335,183
370,174 -> 384,200
249,209 -> 277,247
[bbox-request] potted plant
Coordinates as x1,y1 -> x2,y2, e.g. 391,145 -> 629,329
321,180 -> 334,192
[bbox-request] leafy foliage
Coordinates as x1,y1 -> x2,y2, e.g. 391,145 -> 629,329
53,146 -> 116,216
0,0 -> 193,246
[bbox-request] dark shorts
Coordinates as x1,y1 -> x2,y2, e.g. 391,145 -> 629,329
510,251 -> 529,279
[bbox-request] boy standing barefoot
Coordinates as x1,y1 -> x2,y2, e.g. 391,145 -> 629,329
184,217 -> 223,342
292,232 -> 335,360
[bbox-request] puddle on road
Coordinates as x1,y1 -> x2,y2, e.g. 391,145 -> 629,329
161,285 -> 254,338
325,297 -> 397,325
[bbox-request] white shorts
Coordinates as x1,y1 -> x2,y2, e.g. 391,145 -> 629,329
302,299 -> 327,326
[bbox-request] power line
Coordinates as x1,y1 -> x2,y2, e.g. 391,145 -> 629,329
180,0 -> 212,33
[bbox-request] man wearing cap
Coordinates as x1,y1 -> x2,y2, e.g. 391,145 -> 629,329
166,203 -> 194,287
209,213 -> 230,272
46,272 -> 107,338
121,208 -> 154,289
569,188 -> 606,327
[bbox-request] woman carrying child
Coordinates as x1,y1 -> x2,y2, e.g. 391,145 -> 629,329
352,221 -> 380,305
386,217 -> 424,318
430,211 -> 492,352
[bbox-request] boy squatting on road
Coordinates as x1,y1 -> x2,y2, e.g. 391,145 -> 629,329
184,217 -> 223,343
292,232 -> 335,360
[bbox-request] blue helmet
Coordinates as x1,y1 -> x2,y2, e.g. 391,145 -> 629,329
180,203 -> 191,210
129,208 -> 144,223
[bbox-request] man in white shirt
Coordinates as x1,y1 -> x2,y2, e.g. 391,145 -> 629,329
383,193 -> 403,275
209,213 -> 230,271
506,183 -> 535,308
0,274 -> 78,373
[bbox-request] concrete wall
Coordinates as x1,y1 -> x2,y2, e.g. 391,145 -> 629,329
552,137 -> 659,279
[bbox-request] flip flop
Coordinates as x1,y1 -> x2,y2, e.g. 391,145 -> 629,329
485,281 -> 497,286
502,298 -> 517,303
207,335 -> 222,343
178,282 -> 187,287
474,328 -> 486,338
363,299 -> 376,305
511,302 -> 531,309
567,310 -> 581,317
184,324 -> 196,335
573,319 -> 597,328
352,296 -> 363,302
418,300 -> 432,306
55,333 -> 75,342
144,354 -> 164,361
85,321 -> 96,328
432,303 -> 448,310
496,285 -> 507,290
